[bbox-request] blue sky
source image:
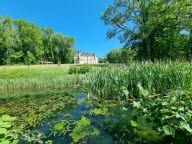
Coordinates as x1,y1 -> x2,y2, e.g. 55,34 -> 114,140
0,0 -> 123,58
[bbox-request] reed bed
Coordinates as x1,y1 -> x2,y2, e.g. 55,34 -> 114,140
83,61 -> 192,100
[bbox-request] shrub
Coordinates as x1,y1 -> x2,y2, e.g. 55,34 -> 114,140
68,66 -> 79,74
78,64 -> 92,74
69,64 -> 92,74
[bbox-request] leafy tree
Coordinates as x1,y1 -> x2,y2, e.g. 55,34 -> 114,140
0,16 -> 18,64
14,19 -> 43,64
106,47 -> 136,63
0,15 -> 76,65
98,58 -> 107,63
52,33 -> 75,64
106,48 -> 121,63
101,0 -> 192,60
41,28 -> 54,62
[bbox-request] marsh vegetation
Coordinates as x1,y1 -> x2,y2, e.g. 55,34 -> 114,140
0,61 -> 191,144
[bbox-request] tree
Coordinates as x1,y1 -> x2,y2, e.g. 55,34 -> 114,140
101,0 -> 192,60
106,47 -> 136,63
41,28 -> 54,62
106,48 -> 121,63
52,33 -> 75,64
0,15 -> 76,65
14,19 -> 43,64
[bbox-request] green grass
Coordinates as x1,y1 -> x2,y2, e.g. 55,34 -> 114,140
0,64 -> 82,92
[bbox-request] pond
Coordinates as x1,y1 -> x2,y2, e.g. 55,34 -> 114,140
0,88 -> 161,144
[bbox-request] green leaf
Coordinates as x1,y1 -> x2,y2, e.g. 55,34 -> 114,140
0,128 -> 7,134
180,122 -> 192,133
53,123 -> 63,131
0,140 -> 10,144
0,122 -> 11,128
175,113 -> 185,121
162,125 -> 175,136
1,115 -> 17,122
70,117 -> 99,142
91,108 -> 107,115
131,120 -> 137,127
133,101 -> 140,108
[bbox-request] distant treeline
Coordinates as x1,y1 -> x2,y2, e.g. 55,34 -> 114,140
0,15 -> 75,65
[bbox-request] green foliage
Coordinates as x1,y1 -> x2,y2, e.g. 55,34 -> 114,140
102,0 -> 192,60
68,66 -> 79,74
68,64 -> 92,74
0,15 -> 75,65
135,86 -> 192,137
53,123 -> 64,132
0,88 -> 79,133
106,47 -> 136,63
78,64 -> 92,74
83,61 -> 192,100
134,86 -> 192,142
70,116 -> 99,143
98,58 -> 107,63
0,115 -> 19,144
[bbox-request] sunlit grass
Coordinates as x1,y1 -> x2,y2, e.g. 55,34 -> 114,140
0,64 -> 82,92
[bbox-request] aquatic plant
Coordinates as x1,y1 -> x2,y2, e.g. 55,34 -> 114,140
0,115 -> 20,144
70,116 -> 99,143
83,61 -> 192,100
133,85 -> 192,143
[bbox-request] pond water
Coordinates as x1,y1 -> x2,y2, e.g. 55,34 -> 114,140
29,93 -> 113,144
0,88 -> 161,144
0,88 -> 115,144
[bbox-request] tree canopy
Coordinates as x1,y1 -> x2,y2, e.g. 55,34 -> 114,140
101,0 -> 192,60
106,47 -> 136,63
0,15 -> 75,65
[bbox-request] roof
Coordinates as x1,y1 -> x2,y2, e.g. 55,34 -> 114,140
80,52 -> 94,56
75,51 -> 96,57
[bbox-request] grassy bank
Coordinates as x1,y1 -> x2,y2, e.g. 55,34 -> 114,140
0,64 -> 81,92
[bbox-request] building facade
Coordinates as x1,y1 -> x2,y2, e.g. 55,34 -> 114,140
74,51 -> 98,64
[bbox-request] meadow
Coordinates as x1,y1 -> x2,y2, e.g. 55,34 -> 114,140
0,64 -> 81,92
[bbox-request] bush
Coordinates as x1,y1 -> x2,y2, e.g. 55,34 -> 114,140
68,64 -> 92,74
68,66 -> 79,74
78,64 -> 92,74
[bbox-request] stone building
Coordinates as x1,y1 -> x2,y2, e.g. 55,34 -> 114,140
74,51 -> 98,64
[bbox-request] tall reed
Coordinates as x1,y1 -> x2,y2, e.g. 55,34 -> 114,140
83,61 -> 192,100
